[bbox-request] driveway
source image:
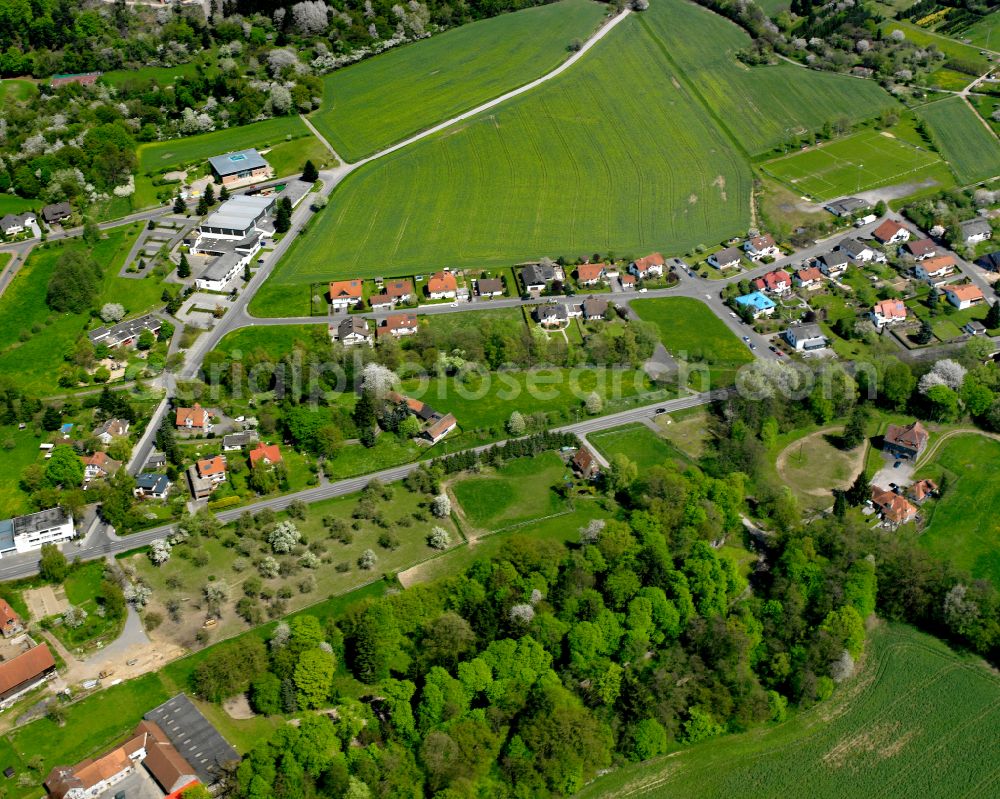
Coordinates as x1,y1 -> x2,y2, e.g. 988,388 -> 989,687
872,451 -> 915,490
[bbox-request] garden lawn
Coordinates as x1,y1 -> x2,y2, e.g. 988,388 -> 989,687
589,424 -> 687,471
0,195 -> 38,214
0,224 -> 162,395
400,366 -> 661,432
0,424 -> 44,518
760,129 -> 947,201
654,407 -> 710,460
260,12 -> 750,285
212,324 -> 328,360
642,0 -> 900,156
577,624 -> 1000,799
310,0 -> 608,161
102,62 -> 204,87
915,97 -> 1000,185
451,451 -> 570,531
421,306 -> 527,341
631,297 -> 753,387
916,433 -> 1000,587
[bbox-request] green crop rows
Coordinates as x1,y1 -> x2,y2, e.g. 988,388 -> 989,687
309,0 -> 607,161
915,97 -> 1000,185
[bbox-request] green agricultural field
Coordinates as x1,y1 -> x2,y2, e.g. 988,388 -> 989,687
588,424 -> 687,471
915,97 -> 1000,184
761,129 -> 947,200
0,224 -> 165,395
631,297 -> 753,387
578,624 -> 1000,799
451,450 -> 570,531
958,10 -> 1000,49
261,12 -> 750,285
916,433 -> 1000,587
311,0 -> 608,161
641,0 -> 900,156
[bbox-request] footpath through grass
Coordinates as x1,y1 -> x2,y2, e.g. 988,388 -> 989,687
915,96 -> 1000,185
310,0 -> 608,161
577,623 -> 1000,799
265,12 -> 750,284
915,433 -> 1000,588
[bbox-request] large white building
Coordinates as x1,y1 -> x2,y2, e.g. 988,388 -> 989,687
198,195 -> 274,240
0,508 -> 75,558
191,195 -> 274,290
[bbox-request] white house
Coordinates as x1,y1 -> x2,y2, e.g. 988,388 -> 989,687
914,255 -> 957,286
870,299 -> 907,329
629,253 -> 665,279
0,212 -> 36,237
328,279 -> 364,312
872,219 -> 911,245
820,251 -> 850,277
744,234 -> 780,261
945,284 -> 985,310
784,323 -> 828,352
0,508 -> 75,558
708,247 -> 743,271
92,418 -> 129,445
838,238 -> 881,264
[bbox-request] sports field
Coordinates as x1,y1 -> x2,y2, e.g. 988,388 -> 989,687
641,0 -> 900,156
264,13 -> 750,284
577,624 -> 1000,798
916,433 -> 1000,587
761,130 -> 945,200
915,97 -> 1000,185
310,0 -> 608,161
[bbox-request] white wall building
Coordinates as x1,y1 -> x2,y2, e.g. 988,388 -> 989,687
0,508 -> 75,558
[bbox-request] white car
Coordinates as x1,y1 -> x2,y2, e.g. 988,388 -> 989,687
638,287 -> 648,293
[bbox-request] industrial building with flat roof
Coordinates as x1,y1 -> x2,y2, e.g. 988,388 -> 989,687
199,195 -> 275,240
0,507 -> 75,557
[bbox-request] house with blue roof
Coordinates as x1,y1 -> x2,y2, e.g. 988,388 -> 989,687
734,291 -> 776,319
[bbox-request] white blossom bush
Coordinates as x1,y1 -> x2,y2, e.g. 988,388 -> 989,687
148,538 -> 172,565
585,392 -> 603,414
270,84 -> 292,114
124,583 -> 152,608
268,520 -> 301,553
509,604 -> 535,624
63,605 -> 88,629
292,1 -> 330,35
918,359 -> 966,394
507,411 -> 526,436
579,518 -> 606,545
427,527 -> 450,550
258,556 -> 280,578
101,303 -> 125,323
829,650 -> 855,683
300,551 -> 321,569
431,494 -> 451,518
271,621 -> 291,649
361,362 -> 399,397
359,548 -> 377,570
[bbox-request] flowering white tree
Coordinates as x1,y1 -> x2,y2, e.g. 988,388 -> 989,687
431,494 -> 451,518
427,527 -> 450,549
258,556 -> 280,578
829,650 -> 855,683
579,518 -> 605,544
63,605 -> 88,628
124,584 -> 152,608
267,48 -> 299,77
918,359 -> 966,394
585,392 -> 603,414
270,85 -> 292,115
148,539 -> 172,565
509,604 -> 535,624
361,362 -> 399,397
268,520 -> 301,553
271,620 -> 291,649
101,303 -> 125,323
359,548 -> 377,570
300,551 -> 321,569
943,583 -> 979,635
292,1 -> 329,35
507,411 -> 526,436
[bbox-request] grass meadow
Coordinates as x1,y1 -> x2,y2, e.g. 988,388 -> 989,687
641,0 -> 900,156
915,433 -> 1000,587
451,451 -> 570,531
882,19 -> 994,74
588,423 -> 689,471
263,12 -> 751,284
631,297 -> 753,386
577,624 -> 1000,798
0,195 -> 38,215
0,78 -> 36,102
958,10 -> 1000,49
915,97 -> 1000,185
0,224 -> 164,395
0,424 -> 45,518
761,129 -> 946,200
310,0 -> 608,161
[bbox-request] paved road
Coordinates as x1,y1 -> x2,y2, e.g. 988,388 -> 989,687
0,388 -> 730,581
